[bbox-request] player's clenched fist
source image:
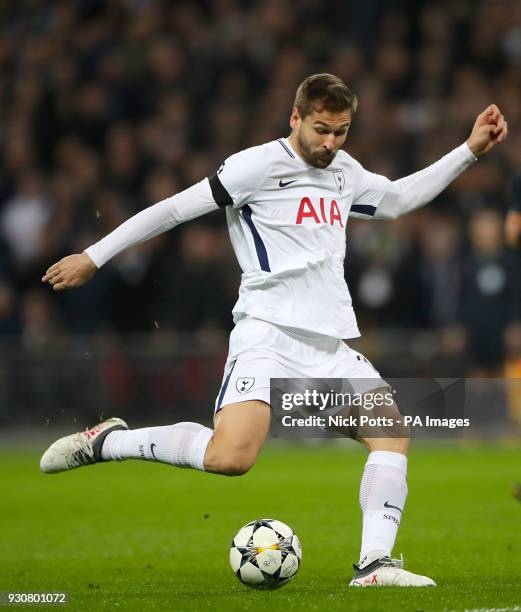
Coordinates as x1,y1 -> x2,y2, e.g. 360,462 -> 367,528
466,104 -> 508,157
42,252 -> 97,291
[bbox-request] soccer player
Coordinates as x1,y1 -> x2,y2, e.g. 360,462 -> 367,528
40,74 -> 508,587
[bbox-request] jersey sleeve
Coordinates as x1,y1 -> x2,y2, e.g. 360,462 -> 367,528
85,179 -> 219,268
207,146 -> 271,209
350,143 -> 477,220
349,162 -> 391,218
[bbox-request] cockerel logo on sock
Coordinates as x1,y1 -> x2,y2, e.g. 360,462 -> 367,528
236,377 -> 255,393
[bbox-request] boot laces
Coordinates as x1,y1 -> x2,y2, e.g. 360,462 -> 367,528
68,430 -> 95,467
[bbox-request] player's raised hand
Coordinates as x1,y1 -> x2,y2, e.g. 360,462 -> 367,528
42,252 -> 97,291
466,104 -> 508,157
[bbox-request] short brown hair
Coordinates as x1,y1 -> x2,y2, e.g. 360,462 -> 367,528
293,73 -> 357,118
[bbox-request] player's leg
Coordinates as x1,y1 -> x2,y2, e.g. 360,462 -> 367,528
41,318 -> 276,476
332,344 -> 435,586
350,397 -> 434,586
349,393 -> 410,575
40,400 -> 270,476
100,398 -> 270,476
328,388 -> 411,570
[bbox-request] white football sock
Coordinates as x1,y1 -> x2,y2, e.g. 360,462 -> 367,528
101,422 -> 212,471
358,450 -> 408,567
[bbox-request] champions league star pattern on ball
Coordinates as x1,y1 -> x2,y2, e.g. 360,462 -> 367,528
229,519 -> 302,589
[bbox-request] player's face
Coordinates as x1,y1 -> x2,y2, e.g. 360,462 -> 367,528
290,106 -> 352,169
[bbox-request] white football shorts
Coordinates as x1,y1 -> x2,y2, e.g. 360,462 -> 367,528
214,317 -> 387,413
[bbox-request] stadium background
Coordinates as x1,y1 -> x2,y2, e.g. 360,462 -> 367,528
0,0 -> 520,431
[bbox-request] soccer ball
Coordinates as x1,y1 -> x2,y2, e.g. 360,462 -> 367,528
229,518 -> 302,589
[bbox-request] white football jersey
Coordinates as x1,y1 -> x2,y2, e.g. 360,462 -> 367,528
85,133 -> 474,340
208,137 -> 391,339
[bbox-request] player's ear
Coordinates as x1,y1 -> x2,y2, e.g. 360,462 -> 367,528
290,107 -> 300,129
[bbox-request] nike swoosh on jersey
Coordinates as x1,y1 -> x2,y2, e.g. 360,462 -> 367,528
278,179 -> 298,188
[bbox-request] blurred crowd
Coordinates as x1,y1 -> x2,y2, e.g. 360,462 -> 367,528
1,0 -> 521,376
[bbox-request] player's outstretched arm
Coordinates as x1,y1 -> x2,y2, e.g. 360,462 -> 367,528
351,105 -> 508,222
42,180 -> 220,291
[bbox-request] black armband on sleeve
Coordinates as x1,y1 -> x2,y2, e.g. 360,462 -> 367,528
208,173 -> 233,208
351,204 -> 377,217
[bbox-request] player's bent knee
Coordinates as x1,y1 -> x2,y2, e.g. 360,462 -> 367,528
206,399 -> 269,476
204,451 -> 256,476
222,456 -> 255,476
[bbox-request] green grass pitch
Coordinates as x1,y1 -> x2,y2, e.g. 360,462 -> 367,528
1,442 -> 520,611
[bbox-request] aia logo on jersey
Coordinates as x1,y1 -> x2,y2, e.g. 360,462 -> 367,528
296,197 -> 344,227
